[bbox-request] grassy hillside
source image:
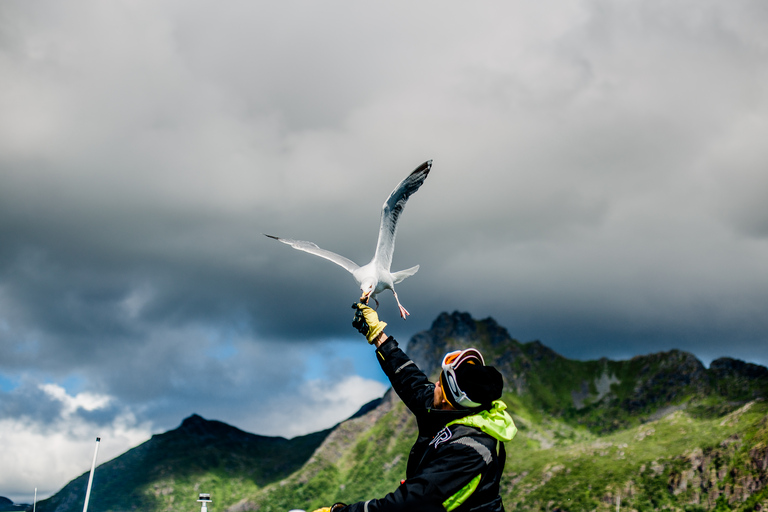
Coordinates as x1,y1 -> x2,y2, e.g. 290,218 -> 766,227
243,394 -> 768,512
503,400 -> 768,511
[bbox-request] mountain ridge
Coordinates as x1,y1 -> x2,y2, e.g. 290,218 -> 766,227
36,413 -> 333,512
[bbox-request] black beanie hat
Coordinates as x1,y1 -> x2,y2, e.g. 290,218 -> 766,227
454,363 -> 503,407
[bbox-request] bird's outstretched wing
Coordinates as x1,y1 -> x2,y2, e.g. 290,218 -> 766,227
264,235 -> 360,274
373,160 -> 432,271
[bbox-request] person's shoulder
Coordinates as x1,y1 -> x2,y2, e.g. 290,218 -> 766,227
449,423 -> 493,440
448,424 -> 498,451
441,425 -> 496,464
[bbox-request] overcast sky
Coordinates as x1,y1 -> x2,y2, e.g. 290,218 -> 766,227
2,0 -> 768,504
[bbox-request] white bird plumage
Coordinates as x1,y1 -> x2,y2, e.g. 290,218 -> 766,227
265,160 -> 432,318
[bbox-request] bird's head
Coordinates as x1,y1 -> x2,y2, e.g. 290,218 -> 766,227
359,279 -> 376,303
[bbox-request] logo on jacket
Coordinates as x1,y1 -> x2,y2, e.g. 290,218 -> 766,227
429,427 -> 452,448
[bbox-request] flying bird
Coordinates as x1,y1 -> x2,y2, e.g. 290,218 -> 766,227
265,160 -> 432,318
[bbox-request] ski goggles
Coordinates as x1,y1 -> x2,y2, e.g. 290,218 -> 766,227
439,348 -> 485,409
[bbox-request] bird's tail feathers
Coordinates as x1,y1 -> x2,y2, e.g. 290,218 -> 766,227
392,265 -> 419,284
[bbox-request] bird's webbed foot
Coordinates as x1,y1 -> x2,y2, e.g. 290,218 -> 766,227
392,290 -> 409,319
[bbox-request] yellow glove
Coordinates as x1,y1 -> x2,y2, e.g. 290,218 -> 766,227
352,303 -> 387,344
310,503 -> 346,512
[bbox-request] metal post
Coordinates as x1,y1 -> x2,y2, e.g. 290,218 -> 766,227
83,437 -> 101,512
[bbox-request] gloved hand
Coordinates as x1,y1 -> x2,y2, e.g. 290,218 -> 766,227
352,303 -> 387,344
310,503 -> 346,512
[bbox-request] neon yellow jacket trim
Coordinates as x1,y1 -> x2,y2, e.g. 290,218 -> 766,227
442,473 -> 482,512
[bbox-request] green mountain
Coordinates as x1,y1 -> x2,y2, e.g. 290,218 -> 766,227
39,312 -> 768,512
36,416 -> 332,512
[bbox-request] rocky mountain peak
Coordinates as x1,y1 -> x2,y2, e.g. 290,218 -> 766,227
176,413 -> 230,441
180,413 -> 206,428
429,311 -> 477,338
169,413 -> 282,445
406,311 -> 516,378
708,357 -> 768,400
428,311 -> 512,346
710,357 -> 768,379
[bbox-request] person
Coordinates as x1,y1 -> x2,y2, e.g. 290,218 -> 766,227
317,303 -> 517,512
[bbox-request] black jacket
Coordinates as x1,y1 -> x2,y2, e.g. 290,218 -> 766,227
344,337 -> 508,512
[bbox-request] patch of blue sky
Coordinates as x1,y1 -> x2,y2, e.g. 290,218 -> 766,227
203,326 -> 242,361
55,374 -> 87,394
0,373 -> 19,392
302,338 -> 389,385
206,342 -> 238,361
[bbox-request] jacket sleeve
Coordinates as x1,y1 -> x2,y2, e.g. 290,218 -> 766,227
375,337 -> 434,415
343,441 -> 487,512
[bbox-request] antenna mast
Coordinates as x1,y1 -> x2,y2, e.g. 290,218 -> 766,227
82,437 -> 101,512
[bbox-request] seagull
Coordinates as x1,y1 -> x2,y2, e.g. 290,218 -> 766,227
265,160 -> 432,318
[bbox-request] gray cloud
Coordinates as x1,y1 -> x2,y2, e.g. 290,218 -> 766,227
0,380 -> 64,424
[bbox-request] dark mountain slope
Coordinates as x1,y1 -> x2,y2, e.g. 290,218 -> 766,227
0,497 -> 29,512
37,415 -> 331,512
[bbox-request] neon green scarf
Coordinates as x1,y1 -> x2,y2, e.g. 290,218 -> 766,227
446,400 -> 517,442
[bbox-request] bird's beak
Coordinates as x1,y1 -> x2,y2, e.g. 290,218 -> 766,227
360,291 -> 371,304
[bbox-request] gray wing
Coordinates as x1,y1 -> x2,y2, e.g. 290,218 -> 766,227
264,234 -> 360,274
373,160 -> 432,271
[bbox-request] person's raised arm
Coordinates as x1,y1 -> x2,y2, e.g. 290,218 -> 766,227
351,303 -> 435,413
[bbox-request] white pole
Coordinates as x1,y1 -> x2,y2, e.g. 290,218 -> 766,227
82,437 -> 101,512
33,488 -> 37,512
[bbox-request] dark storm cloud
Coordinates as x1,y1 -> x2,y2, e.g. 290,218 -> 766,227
1,0 -> 766,360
